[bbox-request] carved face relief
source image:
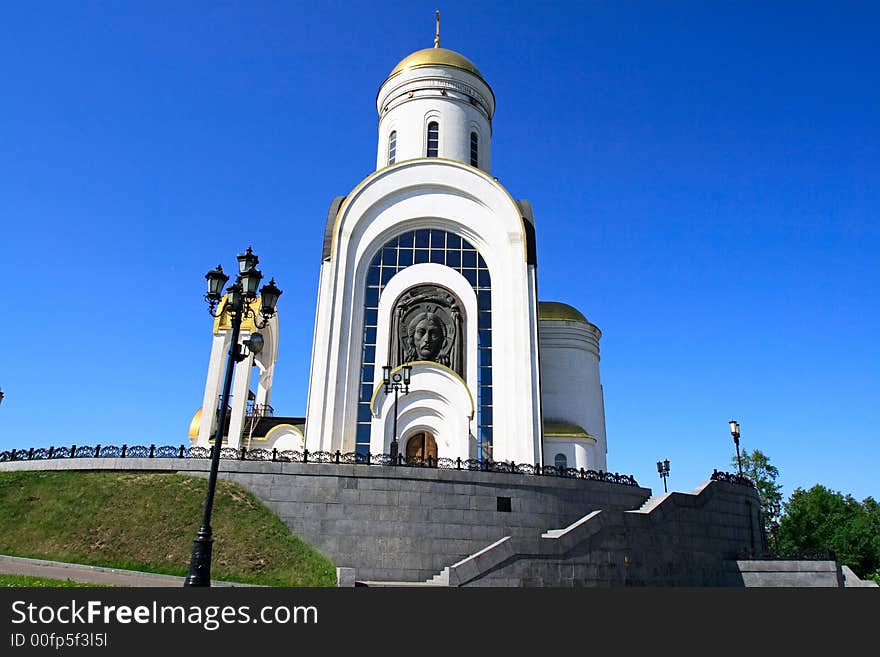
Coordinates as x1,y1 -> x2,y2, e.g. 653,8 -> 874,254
411,313 -> 445,360
390,284 -> 464,377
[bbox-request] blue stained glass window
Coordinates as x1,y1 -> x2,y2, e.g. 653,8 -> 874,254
355,228 -> 493,455
479,407 -> 493,426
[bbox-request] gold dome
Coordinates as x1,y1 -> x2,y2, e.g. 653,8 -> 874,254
543,420 -> 594,440
387,47 -> 483,80
538,301 -> 590,325
188,408 -> 202,440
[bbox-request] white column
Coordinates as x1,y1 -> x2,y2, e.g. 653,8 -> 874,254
197,333 -> 229,445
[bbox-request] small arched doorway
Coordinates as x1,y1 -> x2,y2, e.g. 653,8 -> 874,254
406,432 -> 438,462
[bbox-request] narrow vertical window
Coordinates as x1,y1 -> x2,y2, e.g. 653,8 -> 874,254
555,453 -> 567,470
388,130 -> 397,165
426,121 -> 439,157
470,132 -> 479,167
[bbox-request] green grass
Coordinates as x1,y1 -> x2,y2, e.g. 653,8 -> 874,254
0,573 -> 115,587
0,471 -> 336,587
0,574 -> 112,587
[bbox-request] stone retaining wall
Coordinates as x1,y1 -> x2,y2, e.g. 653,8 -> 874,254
0,458 -> 651,582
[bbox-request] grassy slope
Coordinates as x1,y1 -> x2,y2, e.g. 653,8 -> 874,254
0,471 -> 336,587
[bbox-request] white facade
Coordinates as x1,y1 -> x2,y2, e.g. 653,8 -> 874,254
192,40 -> 611,471
304,157 -> 542,464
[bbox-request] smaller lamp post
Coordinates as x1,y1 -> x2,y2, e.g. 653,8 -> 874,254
656,459 -> 670,493
382,365 -> 412,463
729,419 -> 743,477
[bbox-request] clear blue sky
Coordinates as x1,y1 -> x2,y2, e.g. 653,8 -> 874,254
1,1 -> 877,503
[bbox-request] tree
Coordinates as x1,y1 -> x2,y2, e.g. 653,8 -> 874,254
776,485 -> 880,582
731,449 -> 783,544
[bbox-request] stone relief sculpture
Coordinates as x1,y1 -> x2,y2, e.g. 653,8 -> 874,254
390,284 -> 463,377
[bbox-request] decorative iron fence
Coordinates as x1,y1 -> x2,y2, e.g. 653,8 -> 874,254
0,444 -> 639,486
710,469 -> 756,488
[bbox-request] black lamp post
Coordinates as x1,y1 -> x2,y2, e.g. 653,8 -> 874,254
656,459 -> 670,493
184,247 -> 282,587
0,389 -> 4,406
382,365 -> 412,463
729,419 -> 743,478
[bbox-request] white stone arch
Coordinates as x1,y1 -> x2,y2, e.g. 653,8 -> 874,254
369,362 -> 475,460
262,423 -> 304,452
305,160 -> 541,464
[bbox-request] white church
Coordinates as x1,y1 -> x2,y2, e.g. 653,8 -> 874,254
191,28 -> 608,473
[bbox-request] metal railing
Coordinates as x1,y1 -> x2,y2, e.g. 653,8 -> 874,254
0,444 -> 640,486
710,469 -> 756,488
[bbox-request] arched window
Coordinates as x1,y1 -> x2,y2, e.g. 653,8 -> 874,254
470,132 -> 479,167
388,130 -> 397,165
426,121 -> 439,157
554,453 -> 567,470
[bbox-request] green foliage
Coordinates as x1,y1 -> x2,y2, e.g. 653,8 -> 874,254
0,471 -> 337,587
732,449 -> 783,541
776,484 -> 880,580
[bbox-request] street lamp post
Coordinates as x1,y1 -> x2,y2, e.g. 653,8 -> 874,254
382,365 -> 412,463
729,419 -> 743,478
656,459 -> 670,493
184,247 -> 282,587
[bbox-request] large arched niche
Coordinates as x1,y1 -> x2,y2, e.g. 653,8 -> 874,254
305,159 -> 542,466
358,235 -> 487,458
